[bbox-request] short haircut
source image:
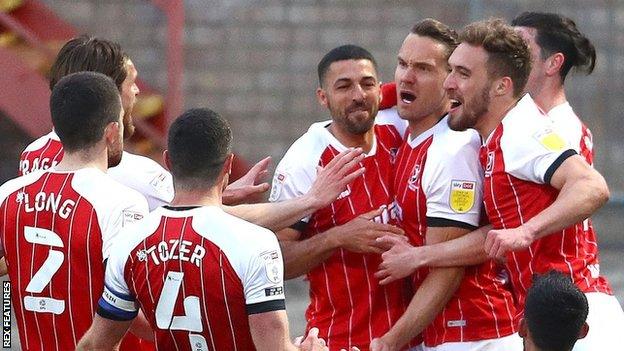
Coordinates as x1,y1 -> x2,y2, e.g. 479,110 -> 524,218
167,108 -> 232,188
50,72 -> 122,152
411,18 -> 459,60
525,270 -> 589,351
317,44 -> 377,86
459,19 -> 531,97
48,35 -> 128,91
512,12 -> 595,82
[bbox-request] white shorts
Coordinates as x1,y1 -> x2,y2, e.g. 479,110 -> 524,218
572,292 -> 624,351
414,333 -> 522,351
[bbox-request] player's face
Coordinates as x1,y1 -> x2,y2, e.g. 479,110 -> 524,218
395,34 -> 450,122
318,59 -> 381,135
516,27 -> 546,97
120,59 -> 140,140
444,43 -> 492,131
107,103 -> 125,168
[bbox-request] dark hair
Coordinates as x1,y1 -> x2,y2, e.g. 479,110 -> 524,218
512,12 -> 595,82
525,270 -> 589,351
50,72 -> 122,152
317,45 -> 377,86
49,35 -> 128,91
411,18 -> 459,60
459,19 -> 531,97
167,108 -> 232,188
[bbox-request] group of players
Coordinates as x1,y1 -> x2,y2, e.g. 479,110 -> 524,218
0,9 -> 623,351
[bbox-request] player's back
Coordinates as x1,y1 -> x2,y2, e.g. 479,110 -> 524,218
0,168 -> 147,350
106,206 -> 285,350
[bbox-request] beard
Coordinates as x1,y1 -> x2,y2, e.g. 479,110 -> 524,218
448,83 -> 490,131
329,100 -> 377,135
122,110 -> 135,140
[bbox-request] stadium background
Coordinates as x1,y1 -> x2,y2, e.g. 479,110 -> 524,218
0,0 -> 622,348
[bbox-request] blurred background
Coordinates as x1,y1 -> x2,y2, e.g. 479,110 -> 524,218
0,0 -> 622,347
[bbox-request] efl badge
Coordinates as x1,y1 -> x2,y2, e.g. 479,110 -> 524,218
407,164 -> 420,191
449,180 -> 476,213
268,173 -> 286,202
261,250 -> 282,284
533,128 -> 566,152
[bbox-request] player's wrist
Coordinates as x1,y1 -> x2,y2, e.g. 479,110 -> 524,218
522,221 -> 539,243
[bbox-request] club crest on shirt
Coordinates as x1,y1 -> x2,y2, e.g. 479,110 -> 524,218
533,128 -> 566,152
407,164 -> 420,191
449,180 -> 476,214
389,147 -> 398,164
484,151 -> 495,177
261,250 -> 282,284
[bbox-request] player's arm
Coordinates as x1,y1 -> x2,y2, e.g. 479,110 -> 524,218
76,314 -> 132,350
485,154 -> 609,259
224,148 -> 365,232
373,226 -> 467,350
278,208 -> 405,279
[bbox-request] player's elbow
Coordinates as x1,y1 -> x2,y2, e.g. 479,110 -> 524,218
586,170 -> 610,208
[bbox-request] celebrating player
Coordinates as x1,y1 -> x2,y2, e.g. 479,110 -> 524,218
512,12 -> 596,164
76,108 -> 329,351
269,45 -> 411,350
372,19 -> 519,351
0,72 -> 149,350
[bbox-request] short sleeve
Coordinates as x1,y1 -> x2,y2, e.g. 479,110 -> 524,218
501,123 -> 576,184
101,195 -> 149,260
97,240 -> 138,321
243,233 -> 286,315
269,154 -> 316,224
423,132 -> 483,228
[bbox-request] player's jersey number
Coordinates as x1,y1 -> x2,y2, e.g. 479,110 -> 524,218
155,271 -> 208,350
23,226 -> 65,314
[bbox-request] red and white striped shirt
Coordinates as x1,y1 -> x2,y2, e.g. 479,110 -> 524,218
480,95 -> 612,310
99,206 -> 286,350
393,115 -> 516,346
0,168 -> 148,351
270,110 -> 413,350
18,131 -> 173,211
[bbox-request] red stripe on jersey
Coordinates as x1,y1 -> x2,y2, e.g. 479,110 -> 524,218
1,172 -> 104,351
303,125 -> 414,350
393,136 -> 516,347
480,125 -> 612,312
19,138 -> 64,176
126,216 -> 255,350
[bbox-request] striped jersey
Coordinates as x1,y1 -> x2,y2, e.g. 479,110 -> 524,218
98,206 -> 286,350
393,114 -> 516,346
480,94 -> 612,310
269,110 -> 413,351
19,131 -> 173,211
0,168 -> 148,351
548,102 -> 593,165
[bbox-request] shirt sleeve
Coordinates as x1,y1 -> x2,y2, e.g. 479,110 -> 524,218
243,232 -> 286,315
268,155 -> 316,224
101,194 -> 149,260
501,123 -> 576,184
423,132 -> 483,229
97,240 -> 138,321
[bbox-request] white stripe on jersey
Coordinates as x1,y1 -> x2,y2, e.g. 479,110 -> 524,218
199,236 -> 217,350
67,195 -> 84,346
474,271 -> 500,338
220,253 -> 237,351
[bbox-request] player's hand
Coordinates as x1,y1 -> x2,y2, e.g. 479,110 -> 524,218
330,208 -> 405,254
306,148 -> 366,209
298,327 -> 329,351
370,337 -> 397,351
375,235 -> 419,285
223,156 -> 271,205
484,226 -> 534,260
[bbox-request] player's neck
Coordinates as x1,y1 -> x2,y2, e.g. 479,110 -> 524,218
54,147 -> 108,173
407,103 -> 448,138
328,124 -> 375,153
532,82 -> 567,113
476,95 -> 519,140
170,186 -> 222,208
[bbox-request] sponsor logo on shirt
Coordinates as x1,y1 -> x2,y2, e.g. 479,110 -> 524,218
122,210 -> 144,227
447,320 -> 467,327
336,186 -> 351,200
449,180 -> 476,214
269,173 -> 286,202
261,250 -> 282,284
264,287 -> 284,297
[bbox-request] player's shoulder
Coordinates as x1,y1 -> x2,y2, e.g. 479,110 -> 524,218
72,168 -> 147,209
375,108 -> 408,136
278,120 -> 332,170
21,131 -> 60,154
503,94 -> 550,133
0,171 -> 46,203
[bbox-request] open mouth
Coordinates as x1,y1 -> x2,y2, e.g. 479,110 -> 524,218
450,99 -> 462,109
400,91 -> 416,104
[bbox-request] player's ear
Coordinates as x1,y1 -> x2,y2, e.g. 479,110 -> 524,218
163,150 -> 171,171
316,87 -> 329,108
493,77 -> 513,96
578,322 -> 589,339
518,317 -> 528,338
223,153 -> 234,176
104,121 -> 121,145
546,52 -> 565,77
